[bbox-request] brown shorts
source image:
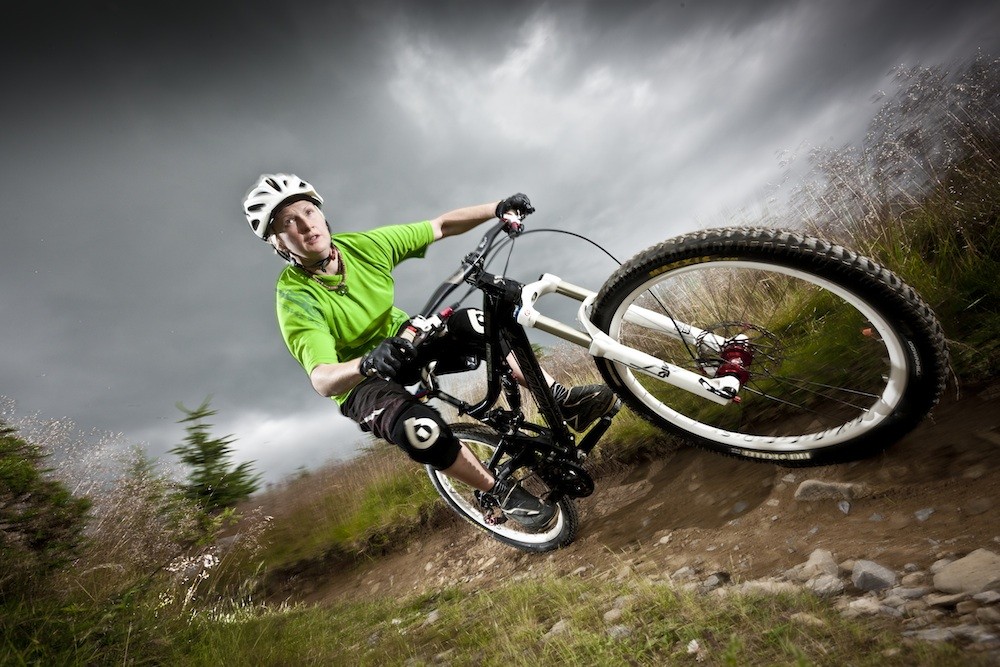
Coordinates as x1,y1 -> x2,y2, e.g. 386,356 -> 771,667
340,377 -> 416,442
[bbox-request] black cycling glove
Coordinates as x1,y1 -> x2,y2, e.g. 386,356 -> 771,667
495,193 -> 535,219
359,337 -> 416,380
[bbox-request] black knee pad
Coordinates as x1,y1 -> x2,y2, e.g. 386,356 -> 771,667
388,403 -> 461,470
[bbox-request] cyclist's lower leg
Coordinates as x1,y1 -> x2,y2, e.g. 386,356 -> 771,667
441,444 -> 494,491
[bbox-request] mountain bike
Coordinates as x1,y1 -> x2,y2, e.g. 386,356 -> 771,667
405,212 -> 949,552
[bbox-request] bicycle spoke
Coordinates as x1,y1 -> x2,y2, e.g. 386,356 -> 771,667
746,376 -> 876,412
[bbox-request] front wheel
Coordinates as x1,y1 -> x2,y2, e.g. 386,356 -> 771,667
591,227 -> 949,466
426,424 -> 579,552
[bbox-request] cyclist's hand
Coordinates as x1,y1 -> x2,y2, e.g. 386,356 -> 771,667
359,337 -> 416,380
495,193 -> 534,220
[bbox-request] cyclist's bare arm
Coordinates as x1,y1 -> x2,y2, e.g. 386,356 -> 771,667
430,202 -> 499,240
309,359 -> 365,398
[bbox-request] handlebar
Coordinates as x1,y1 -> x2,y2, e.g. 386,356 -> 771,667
416,211 -> 526,318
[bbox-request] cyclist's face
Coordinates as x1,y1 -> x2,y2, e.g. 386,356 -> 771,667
269,199 -> 331,262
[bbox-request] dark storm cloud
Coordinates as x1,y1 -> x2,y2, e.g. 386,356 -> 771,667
2,0 -> 999,483
7,0 -> 316,77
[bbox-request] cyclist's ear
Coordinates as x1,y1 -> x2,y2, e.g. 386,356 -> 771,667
268,234 -> 295,263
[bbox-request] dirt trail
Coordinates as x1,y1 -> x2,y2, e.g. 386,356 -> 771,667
280,383 -> 1000,606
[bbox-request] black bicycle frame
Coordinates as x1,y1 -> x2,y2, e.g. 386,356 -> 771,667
415,221 -> 616,496
473,268 -> 576,446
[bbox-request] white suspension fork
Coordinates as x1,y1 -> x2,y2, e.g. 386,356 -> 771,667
514,274 -> 741,406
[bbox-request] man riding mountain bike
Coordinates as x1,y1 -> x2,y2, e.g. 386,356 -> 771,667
243,173 -> 616,527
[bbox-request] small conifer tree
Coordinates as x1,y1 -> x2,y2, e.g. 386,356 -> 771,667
170,399 -> 260,513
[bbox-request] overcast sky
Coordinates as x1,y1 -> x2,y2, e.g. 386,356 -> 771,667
3,0 -> 998,485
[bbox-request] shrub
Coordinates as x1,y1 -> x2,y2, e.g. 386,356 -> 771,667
0,421 -> 90,596
793,54 -> 1000,379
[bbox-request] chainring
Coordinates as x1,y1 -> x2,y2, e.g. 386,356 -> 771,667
538,459 -> 595,498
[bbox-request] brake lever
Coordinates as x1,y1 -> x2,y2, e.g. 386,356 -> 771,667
402,307 -> 455,346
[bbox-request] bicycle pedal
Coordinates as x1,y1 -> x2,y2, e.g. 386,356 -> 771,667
483,509 -> 508,526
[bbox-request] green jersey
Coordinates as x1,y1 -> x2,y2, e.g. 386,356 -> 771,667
275,221 -> 436,403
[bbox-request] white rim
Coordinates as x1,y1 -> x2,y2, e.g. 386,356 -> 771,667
609,260 -> 909,452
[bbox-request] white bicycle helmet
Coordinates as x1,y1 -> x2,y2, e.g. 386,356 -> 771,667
243,173 -> 324,240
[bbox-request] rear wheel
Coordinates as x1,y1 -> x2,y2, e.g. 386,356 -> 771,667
426,424 -> 579,552
591,227 -> 949,466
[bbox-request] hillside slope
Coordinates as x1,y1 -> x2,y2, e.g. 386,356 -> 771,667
270,382 -> 999,609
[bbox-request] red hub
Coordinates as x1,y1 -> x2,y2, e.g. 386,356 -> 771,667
716,339 -> 754,386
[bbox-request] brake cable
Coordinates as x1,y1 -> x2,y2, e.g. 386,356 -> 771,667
523,229 -> 703,365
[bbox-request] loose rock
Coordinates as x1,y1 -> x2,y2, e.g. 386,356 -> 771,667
807,574 -> 845,597
543,619 -> 570,640
794,480 -> 870,501
930,558 -> 953,574
607,624 -> 631,639
976,607 -> 1000,624
790,612 -> 826,627
790,549 -> 839,582
894,586 -> 931,600
843,597 -> 883,617
852,560 -> 897,592
932,548 -> 1000,594
975,590 -> 1000,604
904,627 -> 955,642
703,572 -> 730,590
925,592 -> 968,608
